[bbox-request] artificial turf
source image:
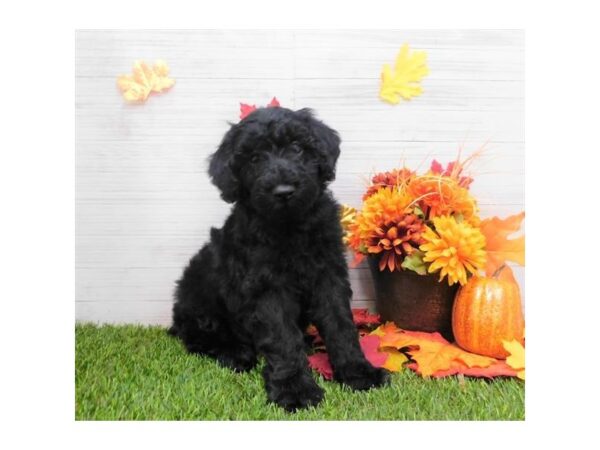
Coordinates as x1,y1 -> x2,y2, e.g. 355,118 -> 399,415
75,323 -> 525,420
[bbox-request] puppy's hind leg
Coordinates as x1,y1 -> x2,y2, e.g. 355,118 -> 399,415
170,246 -> 257,372
171,304 -> 257,372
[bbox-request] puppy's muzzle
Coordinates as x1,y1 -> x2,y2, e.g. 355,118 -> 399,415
272,184 -> 296,201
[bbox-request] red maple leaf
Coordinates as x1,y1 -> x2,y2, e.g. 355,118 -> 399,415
239,103 -> 257,120
307,353 -> 334,380
352,308 -> 381,327
360,335 -> 388,367
430,159 -> 444,174
239,96 -> 281,120
429,159 -> 473,188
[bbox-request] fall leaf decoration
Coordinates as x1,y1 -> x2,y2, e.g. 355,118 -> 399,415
371,322 -> 520,379
406,360 -> 518,379
376,328 -> 466,377
351,308 -> 381,327
307,311 -> 522,380
117,60 -> 175,103
479,212 -> 525,277
307,352 -> 334,380
503,339 -> 525,380
239,97 -> 280,120
430,159 -> 474,189
380,43 -> 429,104
380,348 -> 409,372
239,103 -> 258,120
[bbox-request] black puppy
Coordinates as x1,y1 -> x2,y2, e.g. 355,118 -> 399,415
169,107 -> 389,411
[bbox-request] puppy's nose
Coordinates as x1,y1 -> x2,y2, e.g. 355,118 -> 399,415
272,184 -> 296,200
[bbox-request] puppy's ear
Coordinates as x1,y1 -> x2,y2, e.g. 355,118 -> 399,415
208,125 -> 240,203
297,108 -> 341,183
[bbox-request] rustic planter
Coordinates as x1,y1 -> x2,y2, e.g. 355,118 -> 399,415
368,257 -> 459,341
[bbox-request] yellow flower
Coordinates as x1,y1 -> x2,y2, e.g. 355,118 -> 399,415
340,204 -> 357,229
420,215 -> 486,286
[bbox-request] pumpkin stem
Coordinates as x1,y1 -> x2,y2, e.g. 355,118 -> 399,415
492,264 -> 507,279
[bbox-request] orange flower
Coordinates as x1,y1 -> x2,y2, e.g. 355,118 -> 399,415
347,187 -> 425,271
407,175 -> 480,225
420,215 -> 486,286
365,215 -> 426,271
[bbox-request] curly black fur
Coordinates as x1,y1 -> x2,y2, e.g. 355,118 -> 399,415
169,107 -> 389,411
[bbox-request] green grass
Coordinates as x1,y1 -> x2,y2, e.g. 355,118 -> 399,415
75,323 -> 524,420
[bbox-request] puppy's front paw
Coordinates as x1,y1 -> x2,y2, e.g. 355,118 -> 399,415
265,370 -> 324,412
335,361 -> 390,391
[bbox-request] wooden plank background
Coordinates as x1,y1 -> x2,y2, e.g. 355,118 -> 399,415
75,30 -> 524,325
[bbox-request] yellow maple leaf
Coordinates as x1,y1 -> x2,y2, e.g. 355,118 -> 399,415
380,43 -> 429,104
479,212 -> 525,276
503,339 -> 525,380
380,347 -> 408,372
117,60 -> 175,103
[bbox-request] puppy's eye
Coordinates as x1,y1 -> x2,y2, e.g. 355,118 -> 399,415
250,154 -> 261,163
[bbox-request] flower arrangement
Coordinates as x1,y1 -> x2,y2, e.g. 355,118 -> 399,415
343,155 -> 521,286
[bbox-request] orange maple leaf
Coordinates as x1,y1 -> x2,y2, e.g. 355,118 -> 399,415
372,322 -> 446,348
408,360 -> 518,379
371,322 -> 495,377
407,341 -> 495,377
479,212 -> 525,276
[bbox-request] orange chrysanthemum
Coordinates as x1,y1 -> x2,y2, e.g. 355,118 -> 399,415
407,175 -> 480,225
365,215 -> 426,271
355,186 -> 413,226
420,215 -> 486,286
363,168 -> 415,200
347,187 -> 425,271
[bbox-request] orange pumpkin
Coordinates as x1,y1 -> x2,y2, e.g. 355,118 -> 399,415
452,266 -> 524,358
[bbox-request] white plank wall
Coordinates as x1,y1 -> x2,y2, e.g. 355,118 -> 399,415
75,30 -> 524,325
